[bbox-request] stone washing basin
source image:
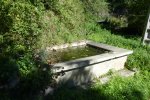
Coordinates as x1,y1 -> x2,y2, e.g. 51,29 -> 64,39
45,40 -> 133,86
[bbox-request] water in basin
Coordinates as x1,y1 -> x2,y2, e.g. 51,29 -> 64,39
47,45 -> 110,64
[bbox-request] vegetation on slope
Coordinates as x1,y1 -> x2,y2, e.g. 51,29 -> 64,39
0,0 -> 108,98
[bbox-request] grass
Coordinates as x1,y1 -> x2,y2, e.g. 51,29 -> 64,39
49,73 -> 150,100
87,27 -> 150,71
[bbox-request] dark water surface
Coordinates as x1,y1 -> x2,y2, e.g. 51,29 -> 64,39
47,45 -> 110,64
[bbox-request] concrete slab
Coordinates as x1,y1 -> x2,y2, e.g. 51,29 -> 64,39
100,69 -> 135,84
117,69 -> 135,77
100,76 -> 111,84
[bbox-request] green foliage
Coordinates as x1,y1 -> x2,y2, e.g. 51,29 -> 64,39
29,0 -> 58,10
9,1 -> 43,48
17,54 -> 35,77
107,0 -> 149,34
96,73 -> 150,100
126,0 -> 149,15
81,0 -> 109,20
0,0 -> 43,55
105,16 -> 127,29
126,0 -> 149,33
0,0 -> 45,88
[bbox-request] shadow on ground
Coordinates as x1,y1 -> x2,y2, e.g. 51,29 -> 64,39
45,86 -> 108,100
0,58 -> 146,100
44,84 -> 145,100
0,60 -> 53,100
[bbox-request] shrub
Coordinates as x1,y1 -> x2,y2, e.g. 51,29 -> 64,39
107,0 -> 149,34
0,0 -> 44,87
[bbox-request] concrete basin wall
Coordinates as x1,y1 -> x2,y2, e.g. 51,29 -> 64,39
47,40 -> 133,86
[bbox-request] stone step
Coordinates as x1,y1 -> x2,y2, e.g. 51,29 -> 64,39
147,28 -> 150,32
78,69 -> 136,88
100,69 -> 135,84
145,38 -> 150,41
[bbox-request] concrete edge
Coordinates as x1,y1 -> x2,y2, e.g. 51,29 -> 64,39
49,40 -> 133,72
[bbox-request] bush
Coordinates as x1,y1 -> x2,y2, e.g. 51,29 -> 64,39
126,0 -> 149,33
0,0 -> 45,87
107,0 -> 149,34
0,0 -> 43,54
9,1 -> 43,48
